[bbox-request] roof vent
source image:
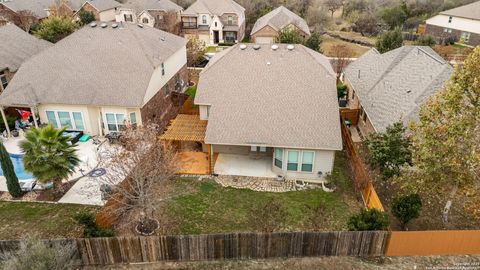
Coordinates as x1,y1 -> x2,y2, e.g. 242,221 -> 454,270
100,22 -> 108,28
137,23 -> 144,28
111,23 -> 118,28
271,44 -> 279,51
406,90 -> 412,94
239,44 -> 247,50
253,44 -> 261,50
89,22 -> 97,28
267,61 -> 271,65
287,44 -> 294,51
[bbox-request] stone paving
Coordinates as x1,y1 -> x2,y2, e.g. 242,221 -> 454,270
215,175 -> 297,193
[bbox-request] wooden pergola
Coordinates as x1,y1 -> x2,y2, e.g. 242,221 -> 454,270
160,114 -> 207,142
161,114 -> 212,175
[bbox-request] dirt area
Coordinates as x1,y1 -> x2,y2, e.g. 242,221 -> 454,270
82,255 -> 480,270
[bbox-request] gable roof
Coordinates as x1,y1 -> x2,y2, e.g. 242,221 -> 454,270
0,23 -> 186,107
251,6 -> 310,36
344,46 -> 453,132
71,0 -> 120,12
1,0 -> 53,19
0,24 -> 51,72
195,44 -> 341,150
120,0 -> 182,13
440,1 -> 480,20
183,0 -> 244,16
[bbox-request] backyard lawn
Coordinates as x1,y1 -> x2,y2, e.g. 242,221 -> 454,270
0,201 -> 96,239
321,36 -> 371,58
149,152 -> 362,235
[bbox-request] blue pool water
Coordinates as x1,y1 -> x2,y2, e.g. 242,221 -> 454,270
0,154 -> 33,180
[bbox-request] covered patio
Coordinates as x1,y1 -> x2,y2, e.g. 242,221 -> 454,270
160,114 -> 212,175
214,154 -> 278,178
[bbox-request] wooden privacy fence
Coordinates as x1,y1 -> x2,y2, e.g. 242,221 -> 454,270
340,118 -> 384,211
340,108 -> 360,126
0,231 -> 389,265
386,230 -> 480,256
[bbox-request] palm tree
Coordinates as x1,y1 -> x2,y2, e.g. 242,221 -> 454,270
20,125 -> 80,192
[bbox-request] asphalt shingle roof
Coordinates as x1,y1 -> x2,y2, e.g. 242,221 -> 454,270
1,0 -> 53,19
195,44 -> 342,150
69,0 -> 120,11
183,0 -> 244,16
344,46 -> 453,132
120,0 -> 183,13
0,24 -> 51,72
0,23 -> 186,107
251,6 -> 310,36
440,1 -> 480,20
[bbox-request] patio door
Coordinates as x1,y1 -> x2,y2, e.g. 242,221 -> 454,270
105,113 -> 126,132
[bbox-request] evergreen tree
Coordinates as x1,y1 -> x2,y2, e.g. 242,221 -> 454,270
0,142 -> 22,197
375,28 -> 403,53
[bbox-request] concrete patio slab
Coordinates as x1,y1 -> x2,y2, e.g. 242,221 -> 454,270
214,154 -> 278,178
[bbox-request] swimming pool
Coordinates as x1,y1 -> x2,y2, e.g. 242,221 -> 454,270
0,154 -> 33,180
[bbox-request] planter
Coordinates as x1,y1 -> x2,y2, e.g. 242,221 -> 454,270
135,218 -> 159,236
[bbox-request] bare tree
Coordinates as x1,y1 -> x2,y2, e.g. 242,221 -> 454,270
98,125 -> 180,235
186,36 -> 206,67
16,10 -> 37,32
324,0 -> 343,17
48,0 -> 74,18
331,44 -> 354,78
157,11 -> 181,35
306,2 -> 331,32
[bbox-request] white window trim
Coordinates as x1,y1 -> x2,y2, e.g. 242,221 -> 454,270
45,110 -> 85,131
274,148 -> 283,169
105,112 -> 126,132
286,149 -> 315,173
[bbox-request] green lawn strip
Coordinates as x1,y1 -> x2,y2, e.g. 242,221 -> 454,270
0,201 -> 96,239
166,152 -> 359,234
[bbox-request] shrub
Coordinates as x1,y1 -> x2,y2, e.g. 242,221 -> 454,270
78,9 -> 95,25
0,115 -> 18,134
186,85 -> 197,98
415,35 -> 436,47
304,32 -> 322,52
348,208 -> 390,231
392,194 -> 422,230
34,16 -> 79,43
337,83 -> 347,99
375,28 -> 403,53
74,211 -> 114,237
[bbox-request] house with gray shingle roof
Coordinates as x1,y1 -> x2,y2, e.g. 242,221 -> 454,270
69,0 -> 120,22
181,0 -> 245,45
115,0 -> 183,33
193,43 -> 342,181
344,46 -> 453,135
0,24 -> 51,93
251,6 -> 310,44
0,23 -> 188,136
425,0 -> 480,46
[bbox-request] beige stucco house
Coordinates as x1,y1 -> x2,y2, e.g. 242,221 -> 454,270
181,0 -> 245,45
344,46 -> 453,135
0,23 -> 188,136
194,44 -> 342,181
250,6 -> 310,44
115,0 -> 183,33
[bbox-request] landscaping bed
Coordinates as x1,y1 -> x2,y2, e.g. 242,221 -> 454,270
0,201 -> 97,239
116,152 -> 363,235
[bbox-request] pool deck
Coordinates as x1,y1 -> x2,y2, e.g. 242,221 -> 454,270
0,134 -> 102,205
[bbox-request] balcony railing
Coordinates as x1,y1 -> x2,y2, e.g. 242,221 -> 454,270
182,22 -> 197,29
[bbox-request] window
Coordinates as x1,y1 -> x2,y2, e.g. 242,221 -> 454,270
45,111 -> 84,130
142,18 -> 149,24
157,15 -> 163,21
461,31 -> 471,42
202,15 -> 207,24
444,28 -> 448,33
301,151 -> 314,172
448,16 -> 452,23
214,22 -> 217,27
224,31 -> 236,43
227,15 -> 233,25
124,14 -> 133,22
161,63 -> 165,76
287,151 -> 299,171
250,146 -> 257,151
105,113 -> 126,132
448,29 -> 452,33
206,106 -> 210,118
274,148 -> 283,168
259,146 -> 266,152
0,71 -> 7,92
129,112 -> 137,125
46,111 -> 58,128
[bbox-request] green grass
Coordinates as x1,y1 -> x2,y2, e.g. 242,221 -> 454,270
163,152 -> 360,234
0,202 -> 96,239
185,85 -> 197,98
205,46 -> 230,53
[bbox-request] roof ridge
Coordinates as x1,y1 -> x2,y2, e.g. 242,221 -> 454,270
301,45 -> 336,77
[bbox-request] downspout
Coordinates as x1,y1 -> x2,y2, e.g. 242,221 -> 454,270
30,106 -> 38,128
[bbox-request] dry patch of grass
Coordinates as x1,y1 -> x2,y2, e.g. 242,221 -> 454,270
321,36 -> 371,58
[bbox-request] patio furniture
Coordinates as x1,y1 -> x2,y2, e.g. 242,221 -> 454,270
78,134 -> 90,142
106,132 -> 122,144
19,179 -> 36,192
63,130 -> 84,144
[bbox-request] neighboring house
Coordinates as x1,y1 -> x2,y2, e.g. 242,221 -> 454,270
0,24 -> 51,93
66,0 -> 120,22
425,0 -> 480,46
250,6 -> 310,44
115,0 -> 183,33
0,0 -> 52,27
181,0 -> 245,45
0,23 -> 188,136
194,44 -> 342,180
344,46 -> 453,135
